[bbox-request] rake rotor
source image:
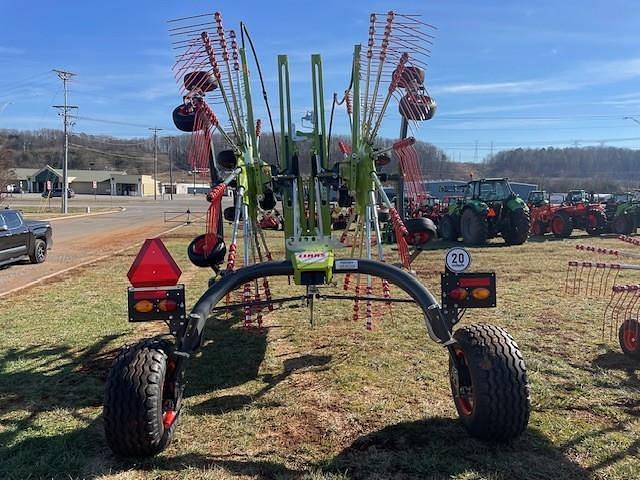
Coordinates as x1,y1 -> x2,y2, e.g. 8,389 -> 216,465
168,10 -> 438,330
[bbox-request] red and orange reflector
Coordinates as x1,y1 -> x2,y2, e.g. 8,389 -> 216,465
134,300 -> 154,313
159,299 -> 178,312
471,287 -> 491,300
449,288 -> 468,301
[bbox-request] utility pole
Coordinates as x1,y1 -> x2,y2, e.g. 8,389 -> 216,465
149,127 -> 163,200
52,69 -> 77,214
168,138 -> 174,200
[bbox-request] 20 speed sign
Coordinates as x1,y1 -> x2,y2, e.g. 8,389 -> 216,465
445,247 -> 471,273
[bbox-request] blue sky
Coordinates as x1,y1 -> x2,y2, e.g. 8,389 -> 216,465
1,0 -> 639,161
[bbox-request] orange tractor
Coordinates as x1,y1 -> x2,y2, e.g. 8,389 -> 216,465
529,190 -> 608,237
528,190 -> 560,236
536,190 -> 607,237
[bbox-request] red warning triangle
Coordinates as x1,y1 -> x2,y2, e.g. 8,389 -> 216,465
127,238 -> 182,287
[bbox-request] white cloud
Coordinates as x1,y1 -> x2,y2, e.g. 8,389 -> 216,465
432,57 -> 640,95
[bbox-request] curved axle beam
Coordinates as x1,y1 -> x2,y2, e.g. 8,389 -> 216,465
178,259 -> 454,353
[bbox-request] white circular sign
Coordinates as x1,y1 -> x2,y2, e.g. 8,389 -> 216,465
445,247 -> 471,273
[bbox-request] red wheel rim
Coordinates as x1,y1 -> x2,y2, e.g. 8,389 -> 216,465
411,232 -> 431,245
623,325 -> 639,351
162,410 -> 177,428
162,360 -> 178,429
454,349 -> 474,416
552,217 -> 564,233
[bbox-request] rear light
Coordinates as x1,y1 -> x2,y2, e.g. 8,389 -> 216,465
134,300 -> 154,313
487,208 -> 496,218
159,299 -> 178,312
449,288 -> 468,301
459,277 -> 491,288
472,288 -> 491,300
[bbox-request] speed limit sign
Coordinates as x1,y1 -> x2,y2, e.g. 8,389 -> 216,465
445,247 -> 471,273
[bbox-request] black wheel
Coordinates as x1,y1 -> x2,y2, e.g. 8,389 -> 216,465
586,211 -> 606,236
618,318 -> 640,359
216,149 -> 237,170
172,105 -> 196,132
404,217 -> 437,246
439,214 -> 458,241
188,234 -> 226,268
461,209 -> 488,245
183,71 -> 218,92
104,338 -> 183,457
551,212 -> 573,238
29,238 -> 47,263
449,324 -> 530,441
531,220 -> 547,236
502,208 -> 530,245
613,215 -> 635,235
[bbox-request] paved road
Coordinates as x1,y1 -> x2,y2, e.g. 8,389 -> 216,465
0,196 -> 213,295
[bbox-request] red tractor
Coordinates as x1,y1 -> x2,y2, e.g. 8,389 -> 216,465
528,190 -> 560,236
549,190 -> 607,238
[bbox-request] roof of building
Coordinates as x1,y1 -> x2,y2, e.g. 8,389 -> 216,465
9,167 -> 40,179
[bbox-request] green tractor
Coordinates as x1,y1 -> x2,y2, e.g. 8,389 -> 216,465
605,192 -> 640,235
439,178 -> 530,246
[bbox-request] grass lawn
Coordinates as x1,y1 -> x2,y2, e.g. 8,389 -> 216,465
0,227 -> 638,479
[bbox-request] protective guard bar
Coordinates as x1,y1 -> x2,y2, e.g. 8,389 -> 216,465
180,259 -> 454,353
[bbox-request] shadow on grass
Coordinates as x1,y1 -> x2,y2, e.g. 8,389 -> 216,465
89,418 -> 592,480
326,418 -> 590,480
184,315 -> 331,414
0,334 -> 123,479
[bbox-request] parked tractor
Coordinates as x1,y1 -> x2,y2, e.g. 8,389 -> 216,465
528,190 -> 560,236
439,178 -> 530,245
605,192 -> 640,235
549,190 -> 607,238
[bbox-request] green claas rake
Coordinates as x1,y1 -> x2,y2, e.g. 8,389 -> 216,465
103,10 -> 531,457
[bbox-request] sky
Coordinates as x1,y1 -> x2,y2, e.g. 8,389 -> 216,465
0,0 -> 639,162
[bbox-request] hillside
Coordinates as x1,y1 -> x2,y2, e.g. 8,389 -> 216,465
482,146 -> 640,191
0,128 -> 468,181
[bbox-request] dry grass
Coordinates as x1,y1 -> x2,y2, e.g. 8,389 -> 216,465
0,227 -> 639,479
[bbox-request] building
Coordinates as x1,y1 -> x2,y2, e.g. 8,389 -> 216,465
8,165 -> 159,196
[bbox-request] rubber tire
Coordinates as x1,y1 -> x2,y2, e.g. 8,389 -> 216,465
29,238 -> 47,264
502,208 -> 530,245
216,150 -> 237,170
439,215 -> 458,241
404,217 -> 437,246
586,211 -> 606,236
172,105 -> 196,132
618,318 -> 640,359
104,339 -> 182,457
551,212 -> 573,238
187,234 -> 226,268
461,209 -> 488,245
614,215 -> 635,235
449,324 -> 531,441
531,220 -> 547,236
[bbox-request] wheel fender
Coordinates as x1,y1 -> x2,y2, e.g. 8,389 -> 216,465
507,197 -> 528,212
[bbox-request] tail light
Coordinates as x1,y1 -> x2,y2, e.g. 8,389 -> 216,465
449,288 -> 468,301
128,285 -> 186,323
471,288 -> 491,300
134,300 -> 154,313
441,272 -> 496,308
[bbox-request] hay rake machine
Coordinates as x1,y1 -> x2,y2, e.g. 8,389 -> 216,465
103,10 -> 531,457
566,239 -> 640,359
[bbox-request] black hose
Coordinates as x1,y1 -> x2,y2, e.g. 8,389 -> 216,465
240,22 -> 279,163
